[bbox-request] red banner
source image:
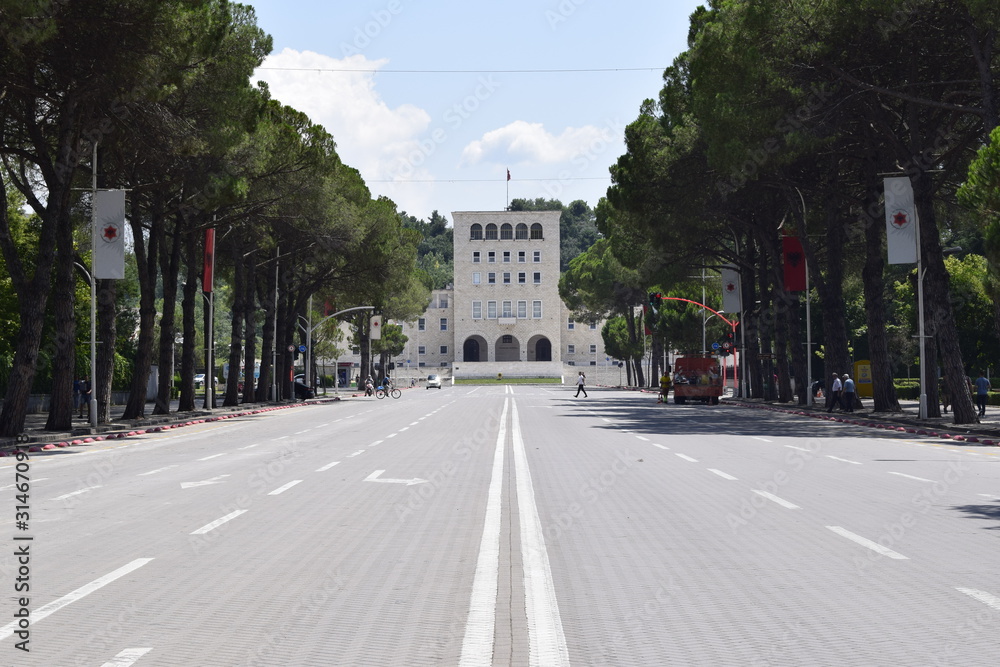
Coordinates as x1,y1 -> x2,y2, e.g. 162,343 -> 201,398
202,228 -> 215,292
782,236 -> 806,292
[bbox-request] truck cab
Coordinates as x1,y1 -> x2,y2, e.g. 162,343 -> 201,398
672,356 -> 723,404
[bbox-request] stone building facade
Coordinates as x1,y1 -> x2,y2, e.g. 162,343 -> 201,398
333,210 -> 610,382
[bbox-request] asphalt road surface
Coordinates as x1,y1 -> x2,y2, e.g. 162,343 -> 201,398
1,385 -> 998,666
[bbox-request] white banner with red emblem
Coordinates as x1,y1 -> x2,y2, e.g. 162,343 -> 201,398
94,190 -> 126,279
721,265 -> 742,314
884,177 -> 918,265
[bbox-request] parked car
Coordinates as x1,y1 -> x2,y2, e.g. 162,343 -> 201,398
293,381 -> 314,400
194,374 -> 214,389
426,374 -> 442,389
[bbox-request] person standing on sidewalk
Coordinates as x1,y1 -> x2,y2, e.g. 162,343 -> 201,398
659,370 -> 671,404
827,373 -> 843,412
975,371 -> 991,417
575,371 -> 588,398
842,374 -> 856,412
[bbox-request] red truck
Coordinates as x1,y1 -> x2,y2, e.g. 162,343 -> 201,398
672,356 -> 723,404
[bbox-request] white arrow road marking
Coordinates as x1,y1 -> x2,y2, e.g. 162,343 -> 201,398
364,470 -> 427,486
180,474 -> 230,489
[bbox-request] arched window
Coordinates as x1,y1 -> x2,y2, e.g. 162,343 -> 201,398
515,223 -> 528,240
470,224 -> 483,240
485,223 -> 498,240
530,223 -> 543,239
500,223 -> 513,240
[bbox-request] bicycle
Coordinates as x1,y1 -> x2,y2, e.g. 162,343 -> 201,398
375,386 -> 401,399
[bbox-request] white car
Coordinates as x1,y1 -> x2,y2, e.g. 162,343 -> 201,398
426,374 -> 442,389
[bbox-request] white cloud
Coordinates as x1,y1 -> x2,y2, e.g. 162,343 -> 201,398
254,48 -> 431,183
461,120 -> 615,166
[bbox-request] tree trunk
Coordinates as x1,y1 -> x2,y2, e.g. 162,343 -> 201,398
178,229 -> 199,412
224,242 -> 245,407
256,265 -> 276,402
861,169 -> 902,413
45,206 -> 77,431
153,215 -> 182,415
242,254 -> 258,404
122,195 -> 160,420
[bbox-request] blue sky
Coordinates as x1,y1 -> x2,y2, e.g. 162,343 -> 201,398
249,0 -> 705,222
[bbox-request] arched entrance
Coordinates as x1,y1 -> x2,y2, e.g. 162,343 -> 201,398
494,334 -> 520,362
463,336 -> 486,362
533,337 -> 552,362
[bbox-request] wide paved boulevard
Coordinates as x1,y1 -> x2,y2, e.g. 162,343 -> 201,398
1,385 -> 998,666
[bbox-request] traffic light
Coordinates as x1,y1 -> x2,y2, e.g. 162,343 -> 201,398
720,330 -> 734,356
647,292 -> 663,313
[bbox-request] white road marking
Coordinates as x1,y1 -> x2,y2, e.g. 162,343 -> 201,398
295,429 -> 310,434
1,477 -> 48,489
316,461 -> 340,472
347,450 -> 365,457
180,475 -> 230,489
751,437 -> 772,442
956,587 -> 1000,611
52,486 -> 102,501
675,453 -> 698,463
191,510 -> 248,535
753,490 -> 800,509
826,526 -> 908,559
399,427 -> 410,432
888,472 -> 935,483
635,436 -> 650,442
237,444 -> 259,450
197,453 -> 226,461
652,444 -> 670,450
826,455 -> 862,465
601,418 -> 612,423
0,558 -> 154,641
386,432 -> 398,438
410,421 -> 420,426
459,399 -> 509,667
100,647 -> 153,667
708,469 -> 737,480
785,445 -> 811,452
364,470 -> 427,485
511,399 -> 570,666
369,440 -> 384,447
979,493 -> 1000,499
273,435 -> 288,440
268,480 -> 303,495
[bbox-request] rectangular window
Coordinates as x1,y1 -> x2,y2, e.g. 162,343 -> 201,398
440,345 -> 448,354
472,301 -> 482,319
568,318 -> 575,330
439,296 -> 448,308
352,347 -> 360,355
488,251 -> 496,263
503,251 -> 511,263
518,272 -> 526,284
502,334 -> 513,344
590,344 -> 597,353
419,361 -> 426,367
503,272 -> 511,284
517,300 -> 527,318
518,251 -> 526,263
472,272 -> 481,284
502,300 -> 512,317
533,251 -> 541,263
440,318 -> 448,331
488,272 -> 496,284
473,251 -> 481,263
590,322 -> 597,330
533,272 -> 541,284
488,301 -> 497,319
418,345 -> 426,354
532,300 -> 542,318
418,318 -> 425,331
568,345 -> 576,354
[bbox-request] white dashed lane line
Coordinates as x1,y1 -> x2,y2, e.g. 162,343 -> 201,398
191,510 -> 247,535
347,450 -> 364,458
675,453 -> 698,463
51,486 -> 102,501
268,480 -> 303,496
753,490 -> 800,509
888,472 -> 935,483
826,525 -> 908,560
826,455 -> 862,465
708,469 -> 737,480
316,461 -> 340,472
197,453 -> 226,461
956,588 -> 1000,611
100,648 -> 153,667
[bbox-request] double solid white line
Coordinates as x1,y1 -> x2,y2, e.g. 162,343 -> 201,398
460,398 -> 569,667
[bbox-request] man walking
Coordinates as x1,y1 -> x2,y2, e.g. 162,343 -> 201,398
827,373 -> 843,412
975,371 -> 991,417
575,371 -> 588,398
842,374 -> 856,412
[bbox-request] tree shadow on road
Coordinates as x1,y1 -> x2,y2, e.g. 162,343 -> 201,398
950,502 -> 1000,530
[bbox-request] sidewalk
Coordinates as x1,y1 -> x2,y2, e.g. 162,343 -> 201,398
726,395 -> 1000,445
0,391 -> 356,453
